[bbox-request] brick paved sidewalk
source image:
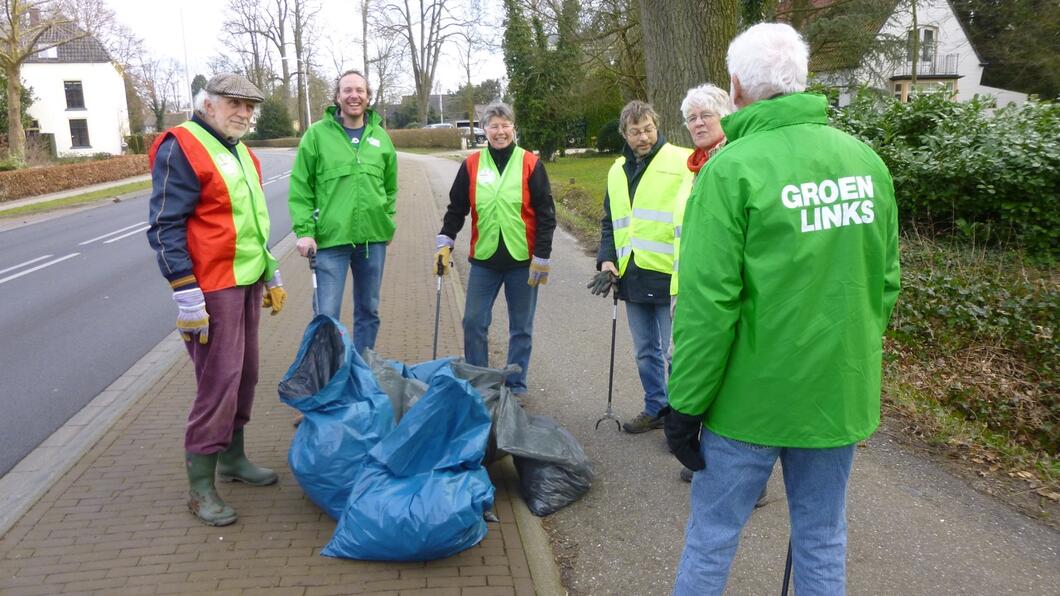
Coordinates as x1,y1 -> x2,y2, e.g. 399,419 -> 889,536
0,159 -> 557,595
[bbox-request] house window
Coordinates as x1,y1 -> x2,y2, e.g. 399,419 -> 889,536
894,82 -> 905,100
64,81 -> 85,109
35,44 -> 57,59
69,119 -> 90,148
907,26 -> 938,62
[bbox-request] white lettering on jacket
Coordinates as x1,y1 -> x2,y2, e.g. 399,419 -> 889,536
782,176 -> 876,233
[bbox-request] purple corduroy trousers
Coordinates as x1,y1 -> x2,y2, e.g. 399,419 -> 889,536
183,283 -> 262,454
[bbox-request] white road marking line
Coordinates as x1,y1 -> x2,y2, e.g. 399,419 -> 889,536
0,255 -> 53,275
79,222 -> 149,245
102,225 -> 151,244
0,253 -> 80,285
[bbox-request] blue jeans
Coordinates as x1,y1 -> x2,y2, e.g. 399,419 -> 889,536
625,301 -> 671,416
674,429 -> 856,596
314,243 -> 386,355
463,263 -> 538,394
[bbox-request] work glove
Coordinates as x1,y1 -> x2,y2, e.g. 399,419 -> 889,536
262,270 -> 286,315
528,257 -> 550,286
587,270 -> 618,297
664,407 -> 705,471
435,235 -> 454,276
173,287 -> 209,344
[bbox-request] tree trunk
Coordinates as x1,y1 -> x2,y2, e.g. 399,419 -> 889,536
362,0 -> 370,78
639,0 -> 739,145
6,64 -> 24,163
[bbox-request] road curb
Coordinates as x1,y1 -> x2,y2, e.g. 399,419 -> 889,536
0,232 -> 297,539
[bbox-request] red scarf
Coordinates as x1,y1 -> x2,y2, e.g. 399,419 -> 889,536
686,139 -> 725,175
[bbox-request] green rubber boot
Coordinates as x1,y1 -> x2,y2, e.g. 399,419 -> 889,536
185,453 -> 237,526
217,428 -> 278,486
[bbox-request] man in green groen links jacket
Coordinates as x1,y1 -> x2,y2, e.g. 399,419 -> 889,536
666,23 -> 900,595
288,70 -> 398,355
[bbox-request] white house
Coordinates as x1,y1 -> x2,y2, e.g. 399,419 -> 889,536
813,0 -> 1029,106
21,23 -> 130,156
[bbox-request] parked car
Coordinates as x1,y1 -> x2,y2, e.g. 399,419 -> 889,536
425,122 -> 455,129
455,120 -> 487,145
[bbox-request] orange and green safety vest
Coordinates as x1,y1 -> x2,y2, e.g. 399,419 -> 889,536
466,145 -> 540,261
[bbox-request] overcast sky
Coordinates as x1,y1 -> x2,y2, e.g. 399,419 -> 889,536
103,0 -> 505,99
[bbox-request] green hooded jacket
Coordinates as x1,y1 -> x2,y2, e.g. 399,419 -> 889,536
668,93 -> 901,448
288,106 -> 398,247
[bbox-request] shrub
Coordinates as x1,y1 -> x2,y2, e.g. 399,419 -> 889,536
125,133 -> 159,155
595,119 -> 623,154
0,155 -> 148,201
255,96 -> 296,139
244,137 -> 300,148
387,128 -> 463,149
830,91 -> 1060,257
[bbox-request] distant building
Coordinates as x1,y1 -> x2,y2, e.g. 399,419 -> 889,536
22,22 -> 131,156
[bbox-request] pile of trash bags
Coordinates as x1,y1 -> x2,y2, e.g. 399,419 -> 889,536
278,315 -> 593,562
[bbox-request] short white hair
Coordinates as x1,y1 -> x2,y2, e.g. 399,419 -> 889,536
726,23 -> 808,103
680,84 -> 733,120
193,88 -> 261,118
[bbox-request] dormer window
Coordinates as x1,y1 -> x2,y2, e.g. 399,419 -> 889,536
35,44 -> 57,59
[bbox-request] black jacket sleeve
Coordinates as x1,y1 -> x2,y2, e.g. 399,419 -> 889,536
529,160 -> 556,259
440,161 -> 470,240
597,188 -> 618,268
146,135 -> 201,289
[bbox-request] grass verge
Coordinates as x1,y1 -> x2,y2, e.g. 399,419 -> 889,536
0,179 -> 152,217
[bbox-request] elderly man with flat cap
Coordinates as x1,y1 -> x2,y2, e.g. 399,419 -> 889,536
147,73 -> 287,526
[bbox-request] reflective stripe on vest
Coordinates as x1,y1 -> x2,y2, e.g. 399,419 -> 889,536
159,122 -> 277,291
606,143 -> 693,277
669,172 -> 696,295
467,146 -> 538,261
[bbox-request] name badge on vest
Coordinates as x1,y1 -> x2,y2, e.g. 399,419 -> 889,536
215,152 -> 240,177
477,169 -> 496,185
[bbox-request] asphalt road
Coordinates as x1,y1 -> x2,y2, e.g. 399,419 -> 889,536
0,148 -> 296,476
403,151 -> 1060,596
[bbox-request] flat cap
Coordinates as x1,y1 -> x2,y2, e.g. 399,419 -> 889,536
205,73 -> 265,103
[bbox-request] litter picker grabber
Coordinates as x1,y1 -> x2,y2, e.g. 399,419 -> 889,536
780,540 -> 792,596
432,252 -> 447,359
595,293 -> 622,430
308,249 -> 318,315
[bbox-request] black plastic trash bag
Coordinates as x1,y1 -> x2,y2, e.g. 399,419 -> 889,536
322,366 -> 494,561
508,416 -> 594,516
278,315 -> 394,519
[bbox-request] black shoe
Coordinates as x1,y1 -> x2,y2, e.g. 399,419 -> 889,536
622,412 -> 665,434
679,467 -> 693,483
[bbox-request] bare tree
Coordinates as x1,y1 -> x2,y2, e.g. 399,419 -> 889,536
221,0 -> 273,92
368,32 -> 404,127
379,0 -> 468,125
137,55 -> 181,133
256,0 -> 292,100
292,0 -> 321,129
639,0 -> 739,144
582,0 -> 645,100
0,0 -> 86,162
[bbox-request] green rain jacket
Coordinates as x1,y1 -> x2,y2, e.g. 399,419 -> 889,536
289,106 -> 398,248
668,93 -> 901,448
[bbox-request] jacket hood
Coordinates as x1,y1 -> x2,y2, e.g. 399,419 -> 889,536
721,93 -> 829,143
323,104 -> 382,128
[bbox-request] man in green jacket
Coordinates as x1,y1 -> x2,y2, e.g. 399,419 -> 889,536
289,70 -> 398,354
666,23 -> 901,595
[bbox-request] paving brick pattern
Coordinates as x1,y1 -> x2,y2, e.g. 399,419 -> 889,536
0,162 -> 538,595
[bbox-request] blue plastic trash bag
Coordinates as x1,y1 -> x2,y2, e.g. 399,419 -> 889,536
322,367 -> 495,561
278,315 -> 394,519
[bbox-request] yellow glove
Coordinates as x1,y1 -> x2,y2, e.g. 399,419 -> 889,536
262,271 -> 286,315
435,245 -> 452,276
528,257 -> 550,287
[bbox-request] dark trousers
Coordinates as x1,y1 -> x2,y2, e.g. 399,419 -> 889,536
183,283 -> 262,454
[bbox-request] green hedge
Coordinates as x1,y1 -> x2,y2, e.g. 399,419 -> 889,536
124,133 -> 159,154
830,91 -> 1059,257
388,128 -> 463,149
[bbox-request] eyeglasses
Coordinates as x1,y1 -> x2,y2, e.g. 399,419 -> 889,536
625,125 -> 656,139
486,122 -> 514,131
685,112 -> 718,125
